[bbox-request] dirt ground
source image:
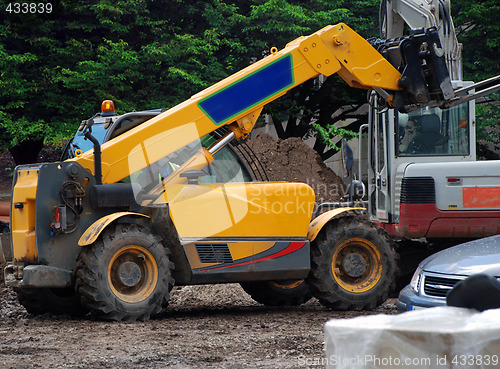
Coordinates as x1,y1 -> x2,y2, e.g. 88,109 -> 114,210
0,273 -> 397,369
0,138 -> 399,369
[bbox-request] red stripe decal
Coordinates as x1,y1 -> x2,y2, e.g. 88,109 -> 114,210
199,241 -> 306,272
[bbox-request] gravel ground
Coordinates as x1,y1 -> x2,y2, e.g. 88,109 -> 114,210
0,282 -> 397,369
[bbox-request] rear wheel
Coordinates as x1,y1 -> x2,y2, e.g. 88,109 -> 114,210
75,224 -> 174,321
240,279 -> 312,306
307,217 -> 398,310
15,287 -> 87,316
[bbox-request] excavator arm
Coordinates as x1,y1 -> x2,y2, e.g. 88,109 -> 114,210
73,23 -> 453,184
380,0 -> 463,80
377,0 -> 500,113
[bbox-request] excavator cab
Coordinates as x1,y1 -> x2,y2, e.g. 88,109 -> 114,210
403,113 -> 445,155
367,92 -> 475,225
60,107 -> 163,161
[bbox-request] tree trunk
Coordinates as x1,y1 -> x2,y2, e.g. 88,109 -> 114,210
9,139 -> 44,165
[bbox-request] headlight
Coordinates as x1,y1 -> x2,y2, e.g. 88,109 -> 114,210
409,267 -> 423,293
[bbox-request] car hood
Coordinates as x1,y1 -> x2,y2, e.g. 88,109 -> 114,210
422,235 -> 500,277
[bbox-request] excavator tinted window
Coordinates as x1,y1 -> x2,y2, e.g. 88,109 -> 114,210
61,121 -> 108,160
109,116 -> 150,139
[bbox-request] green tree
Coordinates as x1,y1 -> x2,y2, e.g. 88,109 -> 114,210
452,0 -> 500,158
0,0 -> 381,164
2,0 -> 496,165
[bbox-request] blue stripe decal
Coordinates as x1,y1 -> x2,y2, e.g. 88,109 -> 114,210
198,54 -> 294,125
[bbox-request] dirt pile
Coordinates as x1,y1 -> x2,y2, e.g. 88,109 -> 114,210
246,133 -> 345,204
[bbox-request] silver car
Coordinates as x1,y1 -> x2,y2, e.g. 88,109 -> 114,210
397,235 -> 500,311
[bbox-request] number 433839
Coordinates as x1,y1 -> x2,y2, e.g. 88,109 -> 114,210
5,3 -> 52,14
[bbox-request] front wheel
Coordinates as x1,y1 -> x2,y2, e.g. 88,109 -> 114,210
240,279 -> 312,306
307,217 -> 398,310
75,224 -> 175,321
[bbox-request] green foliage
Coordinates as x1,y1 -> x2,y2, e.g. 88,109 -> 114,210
1,0 -> 497,163
312,122 -> 358,150
453,0 -> 500,81
476,102 -> 500,143
452,0 -> 500,150
0,0 -> 379,162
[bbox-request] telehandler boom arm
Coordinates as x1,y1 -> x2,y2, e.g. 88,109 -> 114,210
73,23 -> 452,184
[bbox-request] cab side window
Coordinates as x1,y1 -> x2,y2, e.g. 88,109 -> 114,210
200,135 -> 253,183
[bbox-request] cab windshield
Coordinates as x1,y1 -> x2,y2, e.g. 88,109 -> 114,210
61,122 -> 108,160
396,103 -> 470,156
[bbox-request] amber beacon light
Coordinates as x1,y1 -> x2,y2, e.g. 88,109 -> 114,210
101,100 -> 115,115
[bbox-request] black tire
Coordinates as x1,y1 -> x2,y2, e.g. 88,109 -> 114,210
75,224 -> 175,322
306,217 -> 398,310
240,279 -> 312,306
15,287 -> 88,316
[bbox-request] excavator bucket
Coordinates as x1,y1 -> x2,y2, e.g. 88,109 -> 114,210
371,27 -> 500,112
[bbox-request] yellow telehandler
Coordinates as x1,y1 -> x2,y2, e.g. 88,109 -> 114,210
3,23 -> 472,320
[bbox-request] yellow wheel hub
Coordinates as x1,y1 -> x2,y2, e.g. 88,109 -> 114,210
108,245 -> 159,303
331,238 -> 382,293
